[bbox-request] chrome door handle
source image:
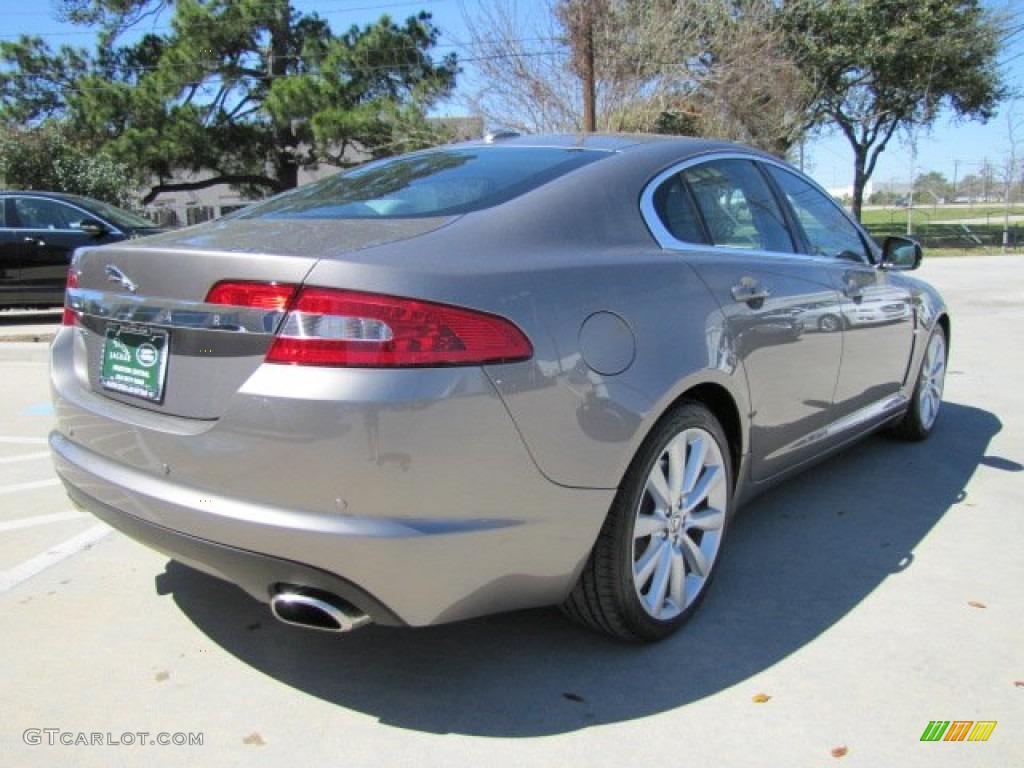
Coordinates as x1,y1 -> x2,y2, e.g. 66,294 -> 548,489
731,277 -> 771,303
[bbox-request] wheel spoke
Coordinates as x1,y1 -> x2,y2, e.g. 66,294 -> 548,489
634,537 -> 664,586
644,544 -> 673,614
927,337 -> 946,380
668,547 -> 686,609
684,464 -> 722,512
680,533 -> 710,578
667,437 -> 686,497
686,505 -> 725,532
634,511 -> 669,539
681,434 -> 708,494
645,464 -> 672,511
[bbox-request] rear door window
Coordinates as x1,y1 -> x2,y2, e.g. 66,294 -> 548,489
681,160 -> 795,253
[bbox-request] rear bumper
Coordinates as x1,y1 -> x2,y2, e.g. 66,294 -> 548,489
50,429 -> 614,626
60,475 -> 405,625
49,321 -> 615,626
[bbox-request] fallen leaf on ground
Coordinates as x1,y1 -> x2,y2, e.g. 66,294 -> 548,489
243,733 -> 265,746
154,670 -> 170,682
831,746 -> 849,758
751,693 -> 771,703
967,600 -> 987,609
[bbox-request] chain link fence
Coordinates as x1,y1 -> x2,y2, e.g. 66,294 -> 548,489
865,222 -> 1023,252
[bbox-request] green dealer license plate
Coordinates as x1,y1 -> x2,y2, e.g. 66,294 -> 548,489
100,325 -> 169,403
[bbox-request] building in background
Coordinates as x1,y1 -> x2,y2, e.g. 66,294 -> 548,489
144,117 -> 485,227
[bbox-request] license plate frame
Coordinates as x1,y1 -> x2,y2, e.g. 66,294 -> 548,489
99,325 -> 170,403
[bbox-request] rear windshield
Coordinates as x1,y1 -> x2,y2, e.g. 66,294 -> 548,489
234,146 -> 609,220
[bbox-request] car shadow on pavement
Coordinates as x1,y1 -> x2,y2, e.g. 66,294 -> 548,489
158,400 -> 1000,736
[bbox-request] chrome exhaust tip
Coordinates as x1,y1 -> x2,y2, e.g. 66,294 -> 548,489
270,589 -> 371,633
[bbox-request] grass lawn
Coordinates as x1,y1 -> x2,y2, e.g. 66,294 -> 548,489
859,205 -> 1024,227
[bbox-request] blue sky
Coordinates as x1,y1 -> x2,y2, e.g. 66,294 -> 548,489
3,0 -> 1023,192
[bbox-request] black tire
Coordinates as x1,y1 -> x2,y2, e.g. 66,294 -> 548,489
562,402 -> 733,642
818,314 -> 842,333
889,324 -> 947,442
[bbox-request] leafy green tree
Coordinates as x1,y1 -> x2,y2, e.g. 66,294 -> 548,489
914,171 -> 952,204
868,189 -> 902,207
1,1 -> 458,202
782,0 -> 1006,221
0,123 -> 137,206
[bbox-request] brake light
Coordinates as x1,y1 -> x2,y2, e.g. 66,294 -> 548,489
206,281 -> 296,311
62,269 -> 79,326
266,288 -> 533,367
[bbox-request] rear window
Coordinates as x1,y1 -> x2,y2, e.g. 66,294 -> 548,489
235,147 -> 609,220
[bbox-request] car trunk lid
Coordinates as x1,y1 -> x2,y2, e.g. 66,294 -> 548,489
66,217 -> 452,419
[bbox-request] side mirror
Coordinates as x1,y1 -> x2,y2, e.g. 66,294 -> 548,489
79,219 -> 109,237
880,236 -> 922,271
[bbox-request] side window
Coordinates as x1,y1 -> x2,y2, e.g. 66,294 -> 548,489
766,166 -> 870,262
682,160 -> 794,253
652,175 -> 707,244
0,199 -> 7,228
13,198 -> 79,230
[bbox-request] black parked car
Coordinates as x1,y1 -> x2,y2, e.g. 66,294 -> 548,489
0,191 -> 164,308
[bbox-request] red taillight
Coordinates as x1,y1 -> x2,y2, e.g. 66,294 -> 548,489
206,281 -> 296,311
62,269 -> 79,326
266,288 -> 533,367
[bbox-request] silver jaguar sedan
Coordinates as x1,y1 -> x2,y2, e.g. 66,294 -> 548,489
50,134 -> 948,642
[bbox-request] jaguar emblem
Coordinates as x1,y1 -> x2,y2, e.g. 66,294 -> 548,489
104,265 -> 138,294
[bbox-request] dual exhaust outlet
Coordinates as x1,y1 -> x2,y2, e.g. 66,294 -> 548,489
270,588 -> 371,633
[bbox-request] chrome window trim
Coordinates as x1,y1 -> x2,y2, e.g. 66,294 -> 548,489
639,152 -> 878,264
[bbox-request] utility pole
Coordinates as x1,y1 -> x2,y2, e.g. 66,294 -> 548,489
1002,103 -> 1021,253
906,136 -> 917,236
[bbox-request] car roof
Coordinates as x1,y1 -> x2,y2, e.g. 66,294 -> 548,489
0,190 -> 84,200
455,132 -> 765,157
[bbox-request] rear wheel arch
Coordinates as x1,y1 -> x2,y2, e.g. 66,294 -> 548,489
641,382 -> 744,496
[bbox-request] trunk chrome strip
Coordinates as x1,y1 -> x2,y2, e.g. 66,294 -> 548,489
67,288 -> 285,335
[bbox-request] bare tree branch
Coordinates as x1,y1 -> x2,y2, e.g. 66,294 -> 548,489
140,174 -> 282,205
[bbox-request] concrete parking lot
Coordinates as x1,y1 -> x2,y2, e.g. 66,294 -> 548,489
0,257 -> 1021,767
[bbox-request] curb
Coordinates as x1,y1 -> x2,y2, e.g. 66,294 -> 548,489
1,333 -> 56,344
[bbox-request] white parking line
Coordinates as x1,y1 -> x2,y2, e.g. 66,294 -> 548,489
0,451 -> 51,465
0,478 -> 61,496
0,524 -> 111,594
0,511 -> 88,532
0,437 -> 48,445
